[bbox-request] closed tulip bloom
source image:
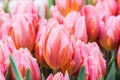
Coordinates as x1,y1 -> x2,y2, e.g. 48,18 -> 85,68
81,5 -> 100,42
99,16 -> 120,51
47,71 -> 70,80
43,19 -> 71,70
61,36 -> 82,75
12,48 -> 41,80
117,46 -> 120,69
64,11 -> 87,42
56,0 -> 84,16
78,42 -> 106,80
34,18 -> 48,68
9,0 -> 39,51
0,72 -> 5,80
0,36 -> 15,75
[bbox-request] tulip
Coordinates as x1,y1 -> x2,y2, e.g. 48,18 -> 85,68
0,11 -> 11,39
50,6 -> 64,24
61,36 -> 82,75
9,0 -> 39,51
95,0 -> 117,21
56,0 -> 84,16
0,72 -> 5,80
12,48 -> 41,80
105,0 -> 118,16
78,42 -> 106,80
64,11 -> 87,42
47,71 -> 70,80
81,5 -> 100,42
117,46 -> 120,69
42,19 -> 71,70
34,18 -> 48,68
99,16 -> 120,51
0,36 -> 15,75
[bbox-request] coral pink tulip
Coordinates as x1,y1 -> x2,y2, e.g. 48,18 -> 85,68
81,5 -> 100,42
56,0 -> 84,16
95,0 -> 117,21
43,19 -> 72,70
12,48 -> 41,80
64,11 -> 87,42
78,42 -> 106,80
47,71 -> 70,80
99,16 -> 120,51
61,36 -> 82,75
34,18 -> 48,68
9,0 -> 39,52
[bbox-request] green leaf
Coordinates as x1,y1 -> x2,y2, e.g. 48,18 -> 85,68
90,0 -> 93,5
42,73 -> 45,80
106,61 -> 116,80
77,66 -> 85,80
10,55 -> 23,80
47,0 -> 55,19
26,69 -> 31,80
4,0 -> 9,13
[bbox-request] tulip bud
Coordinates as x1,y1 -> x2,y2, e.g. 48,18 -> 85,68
56,0 -> 84,16
64,11 -> 87,42
9,0 -> 39,52
81,5 -> 100,42
61,37 -> 82,75
47,71 -> 70,80
43,19 -> 71,70
34,18 -> 48,68
12,48 -> 41,80
99,16 -> 120,51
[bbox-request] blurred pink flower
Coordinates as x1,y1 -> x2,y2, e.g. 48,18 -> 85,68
77,41 -> 106,80
12,48 -> 41,80
99,16 -> 120,51
50,6 -> 64,24
0,72 -> 5,80
81,5 -> 100,42
9,0 -> 39,52
56,0 -> 84,16
47,71 -> 70,80
64,11 -> 87,42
